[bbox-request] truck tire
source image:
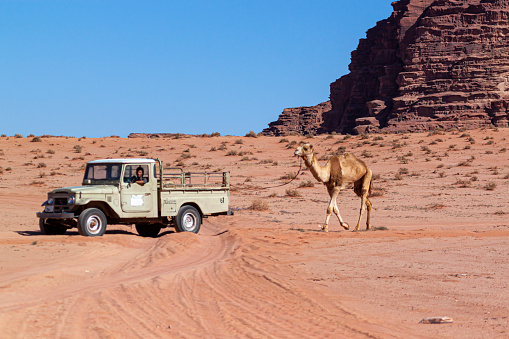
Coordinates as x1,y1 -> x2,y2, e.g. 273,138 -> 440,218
39,219 -> 67,235
135,223 -> 162,238
175,205 -> 201,233
78,208 -> 107,237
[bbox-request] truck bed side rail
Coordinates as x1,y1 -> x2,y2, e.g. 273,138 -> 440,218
159,167 -> 230,189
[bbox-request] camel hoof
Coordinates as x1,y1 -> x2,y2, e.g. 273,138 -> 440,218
319,225 -> 329,232
341,222 -> 349,230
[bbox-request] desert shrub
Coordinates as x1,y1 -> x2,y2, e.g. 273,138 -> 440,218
361,150 -> 373,158
335,146 -> 346,155
249,198 -> 270,211
181,153 -> 192,159
464,145 -> 471,150
485,150 -> 493,154
0,134 -> 5,137
398,167 -> 409,175
73,145 -> 82,153
6,167 -> 11,171
500,148 -> 507,153
176,161 -> 185,167
280,172 -> 296,180
234,139 -> 243,145
29,180 -> 45,185
285,140 -> 297,148
438,172 -> 446,178
226,150 -> 237,156
454,179 -> 471,188
372,173 -> 381,180
343,134 -> 351,140
484,182 -> 497,191
259,159 -> 274,164
448,144 -> 456,149
370,188 -> 385,197
437,163 -> 444,168
268,192 -> 278,198
37,162 -> 46,168
31,137 -> 42,142
46,149 -> 55,154
298,180 -> 315,188
486,140 -> 494,145
245,131 -> 257,138
218,142 -> 227,151
360,134 -> 369,140
394,173 -> 403,180
209,146 -> 217,151
373,136 -> 384,141
279,138 -> 289,143
14,134 -> 23,138
240,156 -> 250,161
0,167 -> 3,174
285,189 -> 301,197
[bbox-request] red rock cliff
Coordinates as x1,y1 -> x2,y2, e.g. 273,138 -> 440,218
264,0 -> 509,135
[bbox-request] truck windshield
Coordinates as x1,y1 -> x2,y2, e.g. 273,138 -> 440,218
83,164 -> 121,185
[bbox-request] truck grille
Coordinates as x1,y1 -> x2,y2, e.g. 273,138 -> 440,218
55,198 -> 68,206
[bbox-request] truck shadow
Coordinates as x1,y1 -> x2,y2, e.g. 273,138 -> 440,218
16,229 -> 145,237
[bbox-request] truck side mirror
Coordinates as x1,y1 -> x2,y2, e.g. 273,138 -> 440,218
83,179 -> 92,185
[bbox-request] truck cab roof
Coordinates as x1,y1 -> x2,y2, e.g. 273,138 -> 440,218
87,158 -> 156,164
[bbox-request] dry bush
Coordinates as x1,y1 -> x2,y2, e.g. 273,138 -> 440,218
226,150 -> 237,156
249,198 -> 269,211
454,179 -> 471,188
370,188 -> 385,197
31,137 -> 42,142
234,139 -> 243,144
298,180 -> 315,188
361,150 -> 373,158
280,172 -> 296,180
285,189 -> 301,197
245,131 -> 257,138
484,182 -> 497,191
209,146 -> 217,151
73,145 -> 83,153
398,167 -> 409,175
37,162 -> 47,168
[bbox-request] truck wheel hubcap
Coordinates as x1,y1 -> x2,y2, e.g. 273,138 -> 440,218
183,213 -> 196,229
87,216 -> 102,234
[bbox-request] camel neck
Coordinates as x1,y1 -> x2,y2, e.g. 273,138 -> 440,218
304,153 -> 329,183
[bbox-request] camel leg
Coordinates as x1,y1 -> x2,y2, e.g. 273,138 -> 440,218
333,201 -> 349,230
365,197 -> 372,230
321,187 -> 339,232
354,172 -> 372,231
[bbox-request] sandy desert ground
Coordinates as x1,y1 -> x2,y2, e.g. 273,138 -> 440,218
0,128 -> 508,338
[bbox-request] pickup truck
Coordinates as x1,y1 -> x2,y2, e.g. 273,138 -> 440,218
36,158 -> 232,237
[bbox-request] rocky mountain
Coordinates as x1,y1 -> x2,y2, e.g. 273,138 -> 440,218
264,0 -> 509,135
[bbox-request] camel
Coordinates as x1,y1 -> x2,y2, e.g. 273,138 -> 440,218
294,143 -> 373,232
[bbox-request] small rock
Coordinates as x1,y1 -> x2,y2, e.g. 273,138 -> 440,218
419,316 -> 453,324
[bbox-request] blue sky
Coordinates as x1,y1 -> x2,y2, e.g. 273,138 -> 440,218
1,0 -> 394,137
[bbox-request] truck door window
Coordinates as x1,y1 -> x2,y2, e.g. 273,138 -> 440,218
124,165 -> 149,183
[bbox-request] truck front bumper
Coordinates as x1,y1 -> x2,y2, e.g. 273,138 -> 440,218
36,212 -> 75,219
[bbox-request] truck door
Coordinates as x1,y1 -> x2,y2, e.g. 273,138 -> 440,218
120,164 -> 153,213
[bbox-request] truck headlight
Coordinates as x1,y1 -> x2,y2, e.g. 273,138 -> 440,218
67,196 -> 75,205
47,197 -> 54,205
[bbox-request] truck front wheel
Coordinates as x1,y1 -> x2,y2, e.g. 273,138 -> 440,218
175,205 -> 201,233
39,219 -> 67,235
78,208 -> 107,237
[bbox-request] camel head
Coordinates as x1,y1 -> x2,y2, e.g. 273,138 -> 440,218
294,143 -> 314,159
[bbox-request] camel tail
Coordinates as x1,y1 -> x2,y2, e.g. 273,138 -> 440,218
368,175 -> 373,197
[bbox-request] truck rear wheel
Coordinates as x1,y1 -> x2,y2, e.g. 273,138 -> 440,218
135,223 -> 162,238
175,205 -> 201,233
78,208 -> 107,237
39,219 -> 67,235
